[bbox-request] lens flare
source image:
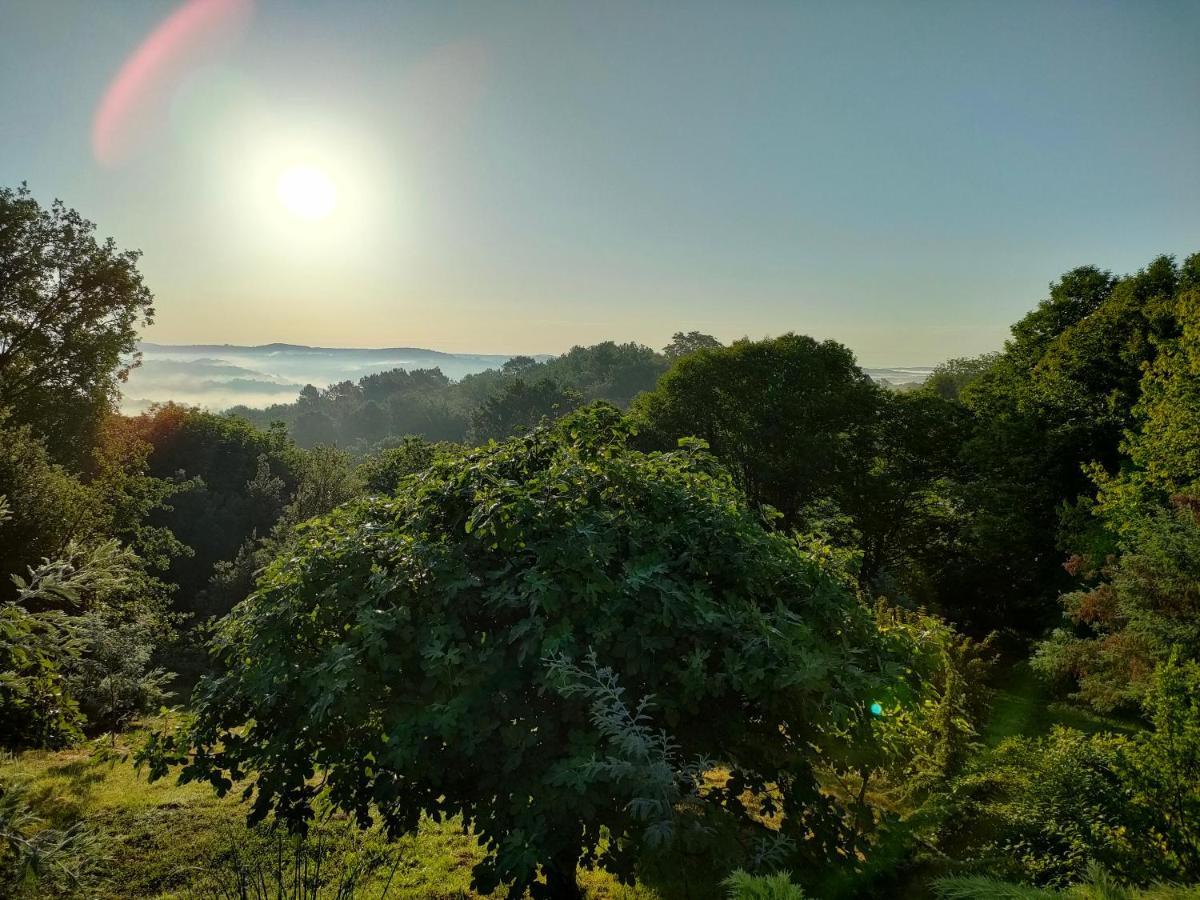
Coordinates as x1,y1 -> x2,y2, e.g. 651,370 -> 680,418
92,0 -> 253,166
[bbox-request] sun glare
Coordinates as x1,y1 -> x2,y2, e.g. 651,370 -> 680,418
275,164 -> 337,221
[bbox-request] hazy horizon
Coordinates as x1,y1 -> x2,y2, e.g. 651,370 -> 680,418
137,336 -> 939,367
4,1 -> 1198,366
123,338 -> 934,412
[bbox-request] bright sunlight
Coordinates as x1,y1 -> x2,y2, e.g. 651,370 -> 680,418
275,164 -> 336,221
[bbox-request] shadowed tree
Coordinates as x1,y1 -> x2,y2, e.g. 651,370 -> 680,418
0,184 -> 155,464
469,377 -> 582,443
951,257 -> 1188,632
922,353 -> 1000,402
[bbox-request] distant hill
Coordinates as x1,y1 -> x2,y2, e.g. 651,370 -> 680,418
138,341 -> 509,360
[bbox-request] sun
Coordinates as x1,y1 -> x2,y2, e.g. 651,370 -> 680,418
275,164 -> 337,221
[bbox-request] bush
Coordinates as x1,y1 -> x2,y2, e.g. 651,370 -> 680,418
1,539 -> 139,748
1,517 -> 171,748
933,867 -> 1200,899
0,414 -> 102,602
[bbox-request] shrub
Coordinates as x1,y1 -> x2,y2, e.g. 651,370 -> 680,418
1,520 -> 170,748
357,436 -> 447,494
723,868 -> 807,899
0,777 -> 98,896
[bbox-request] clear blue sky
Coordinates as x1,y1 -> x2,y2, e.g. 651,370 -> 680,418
2,0 -> 1198,363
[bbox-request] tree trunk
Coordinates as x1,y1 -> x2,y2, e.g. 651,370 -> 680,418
543,848 -> 582,900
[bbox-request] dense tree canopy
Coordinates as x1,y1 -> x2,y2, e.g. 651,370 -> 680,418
469,377 -> 582,442
922,353 -> 999,402
0,412 -> 100,597
1035,270 -> 1200,708
943,256 -> 1195,632
230,341 -> 669,450
356,436 -> 447,494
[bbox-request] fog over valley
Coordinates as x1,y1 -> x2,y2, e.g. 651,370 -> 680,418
123,342 -> 540,411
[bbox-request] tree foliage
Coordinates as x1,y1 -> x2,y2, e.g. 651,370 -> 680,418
229,341 -> 669,451
0,411 -> 101,599
923,354 -> 1000,402
0,184 -> 154,461
469,377 -> 582,442
663,331 -> 723,360
0,532 -> 159,748
128,405 -> 302,608
947,257 -> 1194,632
357,435 -> 456,494
1036,270 -> 1200,708
632,334 -> 880,530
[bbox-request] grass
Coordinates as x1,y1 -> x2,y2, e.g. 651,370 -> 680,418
2,664 -> 1150,898
982,662 -> 1138,748
0,721 -> 664,899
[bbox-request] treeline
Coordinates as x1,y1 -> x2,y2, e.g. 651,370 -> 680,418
226,339 -> 673,447
2,182 -> 1200,898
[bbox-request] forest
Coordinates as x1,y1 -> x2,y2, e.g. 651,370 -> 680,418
2,182 -> 1199,899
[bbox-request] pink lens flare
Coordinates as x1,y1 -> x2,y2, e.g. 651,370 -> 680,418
91,0 -> 253,167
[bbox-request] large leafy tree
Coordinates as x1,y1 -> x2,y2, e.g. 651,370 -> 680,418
631,334 -> 880,530
0,184 -> 154,462
357,436 -> 455,494
201,444 -> 363,619
1118,278 -> 1200,499
146,406 -> 903,897
922,353 -> 999,402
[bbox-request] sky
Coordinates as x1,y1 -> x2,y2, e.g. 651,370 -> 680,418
2,1 -> 1198,364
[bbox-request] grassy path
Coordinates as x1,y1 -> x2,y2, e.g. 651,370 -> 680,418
983,661 -> 1137,748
